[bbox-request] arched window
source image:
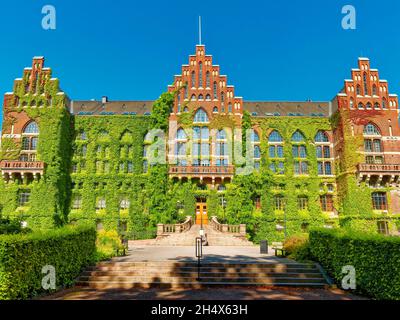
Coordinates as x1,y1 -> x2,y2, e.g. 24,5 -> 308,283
269,130 -> 283,142
217,129 -> 226,140
213,82 -> 218,99
291,130 -> 305,142
349,98 -> 354,109
213,106 -> 218,113
356,85 -> 361,95
194,108 -> 209,123
206,94 -> 211,101
191,94 -> 196,101
364,123 -> 381,136
21,121 -> 39,154
191,71 -> 196,88
206,71 -> 210,88
177,128 -> 187,140
358,103 -> 364,109
183,106 -> 189,112
24,121 -> 39,134
366,102 -> 372,109
250,129 -> 260,142
315,131 -> 329,142
374,103 -> 380,110
198,62 -> 203,87
198,94 -> 204,100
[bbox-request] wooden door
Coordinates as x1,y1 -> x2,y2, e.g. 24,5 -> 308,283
195,203 -> 208,225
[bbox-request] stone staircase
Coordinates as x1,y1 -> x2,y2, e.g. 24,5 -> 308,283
76,260 -> 329,289
153,224 -> 253,246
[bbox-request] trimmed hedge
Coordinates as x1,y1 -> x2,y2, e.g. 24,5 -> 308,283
0,225 -> 96,300
309,228 -> 400,300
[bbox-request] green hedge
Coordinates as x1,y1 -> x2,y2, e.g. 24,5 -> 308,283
309,228 -> 400,300
0,225 -> 96,300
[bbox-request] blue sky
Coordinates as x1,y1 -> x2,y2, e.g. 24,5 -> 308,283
1,0 -> 400,125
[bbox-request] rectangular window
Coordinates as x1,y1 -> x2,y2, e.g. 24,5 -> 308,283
377,221 -> 389,235
372,192 -> 388,210
193,127 -> 201,140
269,146 -> 276,158
254,161 -> 260,170
316,146 -> 322,158
364,140 -> 372,152
366,156 -> 374,164
324,162 -> 332,175
127,161 -> 133,173
320,195 -> 333,211
274,196 -> 285,210
277,145 -> 284,158
292,146 -> 299,158
72,163 -> 78,173
19,192 -> 30,206
373,139 -> 382,152
120,198 -> 130,209
177,143 -> 186,156
278,162 -> 284,174
269,162 -> 276,172
201,143 -> 210,156
299,145 -> 307,158
317,161 -> 323,175
96,198 -> 106,210
201,127 -> 209,139
323,146 -> 331,158
298,197 -> 308,210
72,195 -> 82,209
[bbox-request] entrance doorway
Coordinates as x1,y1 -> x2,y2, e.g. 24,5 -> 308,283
195,199 -> 208,225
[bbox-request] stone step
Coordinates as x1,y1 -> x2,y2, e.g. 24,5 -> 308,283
81,271 -> 323,279
78,275 -> 325,283
92,261 -> 317,268
76,281 -> 328,289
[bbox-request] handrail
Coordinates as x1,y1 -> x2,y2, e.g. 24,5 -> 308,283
157,216 -> 193,235
210,216 -> 246,235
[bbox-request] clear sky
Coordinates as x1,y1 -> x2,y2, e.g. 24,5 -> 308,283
1,0 -> 400,125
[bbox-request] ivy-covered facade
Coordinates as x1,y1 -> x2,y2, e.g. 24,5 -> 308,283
0,47 -> 399,241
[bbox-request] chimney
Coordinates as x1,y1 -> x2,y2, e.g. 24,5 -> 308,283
101,96 -> 108,104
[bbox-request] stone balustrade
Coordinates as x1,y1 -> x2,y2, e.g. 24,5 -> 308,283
210,216 -> 246,235
157,216 -> 193,236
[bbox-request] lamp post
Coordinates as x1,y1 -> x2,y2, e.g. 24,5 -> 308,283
221,196 -> 227,223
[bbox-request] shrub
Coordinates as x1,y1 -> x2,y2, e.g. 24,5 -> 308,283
0,224 -> 96,300
309,228 -> 400,300
283,234 -> 311,261
95,229 -> 125,261
0,215 -> 30,235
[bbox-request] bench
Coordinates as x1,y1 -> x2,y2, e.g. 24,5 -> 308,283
271,242 -> 286,257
